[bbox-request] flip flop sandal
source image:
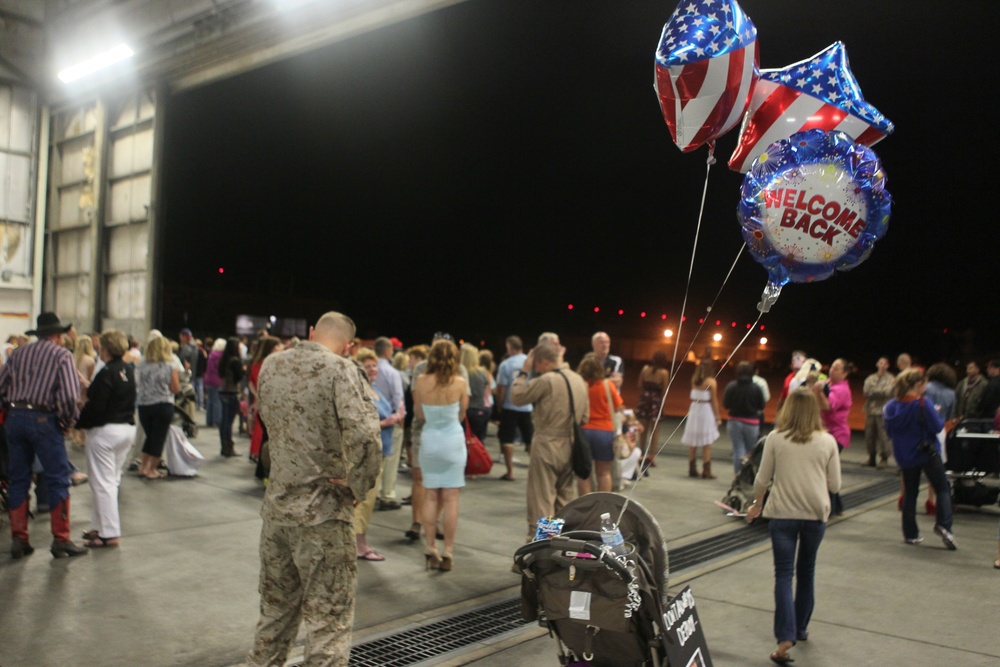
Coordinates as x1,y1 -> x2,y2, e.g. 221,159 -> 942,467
357,549 -> 385,561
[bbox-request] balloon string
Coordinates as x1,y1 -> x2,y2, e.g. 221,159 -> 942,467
616,306 -> 765,527
639,244 -> 743,471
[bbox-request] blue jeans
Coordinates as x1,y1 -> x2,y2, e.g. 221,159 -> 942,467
205,386 -> 221,427
769,518 -> 826,644
726,420 -> 759,473
193,377 -> 205,409
5,409 -> 72,509
219,393 -> 239,445
901,455 -> 952,539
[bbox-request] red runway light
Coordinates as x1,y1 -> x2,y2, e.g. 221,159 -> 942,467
715,320 -> 721,326
640,312 -> 647,318
594,307 -> 600,313
218,267 -> 224,274
618,309 -> 624,315
661,314 -> 667,320
567,304 -> 574,310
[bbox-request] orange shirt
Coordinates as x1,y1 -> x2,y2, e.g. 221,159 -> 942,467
583,379 -> 623,431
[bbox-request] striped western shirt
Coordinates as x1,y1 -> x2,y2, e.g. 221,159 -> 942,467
0,338 -> 81,427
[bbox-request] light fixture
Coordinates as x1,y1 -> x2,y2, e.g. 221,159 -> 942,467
760,337 -> 768,345
712,333 -> 722,342
663,329 -> 673,338
58,44 -> 134,83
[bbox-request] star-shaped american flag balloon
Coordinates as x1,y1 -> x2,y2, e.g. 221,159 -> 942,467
654,0 -> 759,153
728,41 -> 895,173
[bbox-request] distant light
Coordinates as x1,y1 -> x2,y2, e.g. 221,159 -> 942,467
746,323 -> 752,329
593,306 -> 600,313
618,309 -> 624,315
698,318 -> 704,324
458,339 -> 464,345
661,314 -> 667,320
943,328 -> 948,334
731,321 -> 736,328
567,303 -> 574,310
760,337 -> 768,345
58,44 -> 134,83
682,316 -> 687,322
715,320 -> 721,326
759,325 -> 765,331
664,329 -> 673,338
640,311 -> 647,318
269,315 -> 277,323
218,267 -> 224,274
712,333 -> 722,342
480,340 -> 485,346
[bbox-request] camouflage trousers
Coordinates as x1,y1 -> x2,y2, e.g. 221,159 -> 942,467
247,519 -> 357,667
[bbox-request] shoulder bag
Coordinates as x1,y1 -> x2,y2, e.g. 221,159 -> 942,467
915,398 -> 939,458
558,371 -> 593,479
464,418 -> 493,476
605,380 -> 631,459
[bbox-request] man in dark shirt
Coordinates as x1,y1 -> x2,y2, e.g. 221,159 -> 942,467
0,312 -> 87,558
977,360 -> 1000,419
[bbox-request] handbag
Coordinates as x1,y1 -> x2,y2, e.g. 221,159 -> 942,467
915,398 -> 938,457
558,371 -> 593,480
464,419 -> 493,476
604,380 -> 631,459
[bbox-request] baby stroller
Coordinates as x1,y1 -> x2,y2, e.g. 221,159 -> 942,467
514,492 -> 671,666
174,383 -> 199,439
945,418 -> 1000,508
720,436 -> 766,515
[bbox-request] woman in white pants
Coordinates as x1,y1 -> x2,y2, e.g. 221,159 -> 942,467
76,330 -> 137,548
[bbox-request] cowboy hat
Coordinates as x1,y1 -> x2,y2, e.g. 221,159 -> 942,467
26,312 -> 72,337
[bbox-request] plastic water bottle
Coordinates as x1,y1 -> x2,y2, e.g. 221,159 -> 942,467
600,512 -> 626,557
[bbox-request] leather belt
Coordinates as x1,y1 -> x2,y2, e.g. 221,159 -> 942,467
9,401 -> 55,412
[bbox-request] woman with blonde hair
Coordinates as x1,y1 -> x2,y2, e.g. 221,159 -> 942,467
76,330 -> 136,547
745,389 -> 842,664
135,335 -> 180,479
413,340 -> 468,572
74,336 -> 97,383
460,343 -> 494,442
681,359 -> 721,479
884,368 -> 956,550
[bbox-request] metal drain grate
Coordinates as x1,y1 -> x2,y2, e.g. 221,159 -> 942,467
338,476 -> 899,666
349,598 -> 528,666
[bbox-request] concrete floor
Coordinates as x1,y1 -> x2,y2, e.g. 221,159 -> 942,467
1,417 -> 998,667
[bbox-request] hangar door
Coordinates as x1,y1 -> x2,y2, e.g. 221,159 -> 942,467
0,83 -> 38,338
45,89 -> 162,337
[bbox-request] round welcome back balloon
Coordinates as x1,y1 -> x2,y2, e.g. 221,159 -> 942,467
738,128 -> 891,312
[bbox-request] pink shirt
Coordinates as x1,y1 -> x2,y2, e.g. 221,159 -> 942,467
821,380 -> 852,448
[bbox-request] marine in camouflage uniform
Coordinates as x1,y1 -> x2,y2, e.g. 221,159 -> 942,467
246,318 -> 381,667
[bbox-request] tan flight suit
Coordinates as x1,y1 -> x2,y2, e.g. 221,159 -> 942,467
511,364 -> 589,540
247,341 -> 381,667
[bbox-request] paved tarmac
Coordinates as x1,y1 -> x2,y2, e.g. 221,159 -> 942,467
1,415 -> 998,667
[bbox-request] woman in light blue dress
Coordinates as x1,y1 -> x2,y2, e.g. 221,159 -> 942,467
413,340 -> 469,572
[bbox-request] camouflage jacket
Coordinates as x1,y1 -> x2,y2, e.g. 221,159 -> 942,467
258,341 -> 381,526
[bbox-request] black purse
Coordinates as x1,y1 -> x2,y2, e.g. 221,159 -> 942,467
916,398 -> 938,457
558,371 -> 593,480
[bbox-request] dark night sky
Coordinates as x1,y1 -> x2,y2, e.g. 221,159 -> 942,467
160,0 -> 999,362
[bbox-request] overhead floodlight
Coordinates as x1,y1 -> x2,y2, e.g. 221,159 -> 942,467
58,44 -> 134,83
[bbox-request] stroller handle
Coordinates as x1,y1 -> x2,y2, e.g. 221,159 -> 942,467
514,535 -> 636,583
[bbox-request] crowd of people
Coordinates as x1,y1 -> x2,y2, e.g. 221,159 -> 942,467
3,310 -> 1000,666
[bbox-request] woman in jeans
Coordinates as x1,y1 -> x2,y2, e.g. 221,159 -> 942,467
723,361 -> 766,474
883,368 -> 956,550
135,336 -> 180,479
745,389 -> 841,664
577,353 -> 624,494
217,337 -> 244,458
203,338 -> 226,427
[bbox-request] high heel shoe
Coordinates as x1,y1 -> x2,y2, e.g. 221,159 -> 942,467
439,554 -> 453,572
424,550 -> 441,571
